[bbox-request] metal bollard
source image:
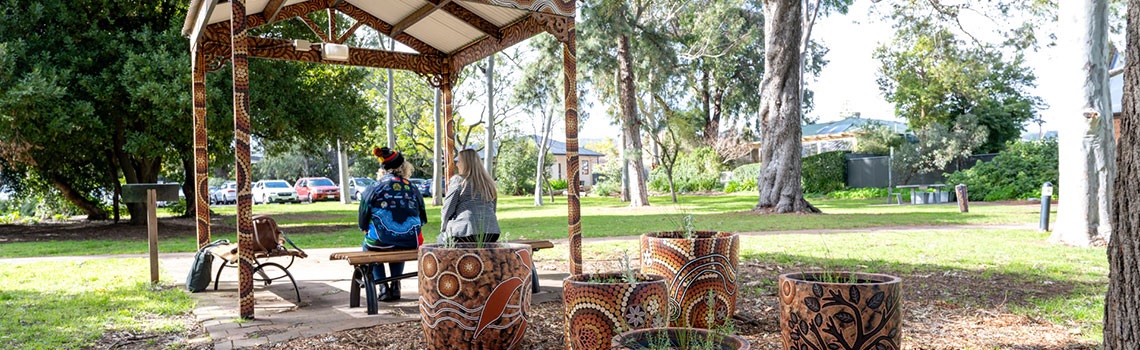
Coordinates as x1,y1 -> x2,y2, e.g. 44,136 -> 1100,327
1040,182 -> 1053,232
955,184 -> 968,213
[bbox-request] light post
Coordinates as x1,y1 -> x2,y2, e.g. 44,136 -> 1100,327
1040,182 -> 1054,232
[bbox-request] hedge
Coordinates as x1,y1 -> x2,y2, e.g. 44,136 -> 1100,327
802,151 -> 848,194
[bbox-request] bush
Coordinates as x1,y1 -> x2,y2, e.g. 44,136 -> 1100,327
802,151 -> 848,194
650,147 -> 723,193
495,137 -> 555,196
730,163 -> 763,183
548,179 -> 568,191
592,178 -> 620,197
826,187 -> 889,200
944,139 -> 1058,201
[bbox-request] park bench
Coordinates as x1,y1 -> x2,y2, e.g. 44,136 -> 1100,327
329,239 -> 555,315
209,215 -> 308,302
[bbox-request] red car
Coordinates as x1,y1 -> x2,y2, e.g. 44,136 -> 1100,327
294,177 -> 340,203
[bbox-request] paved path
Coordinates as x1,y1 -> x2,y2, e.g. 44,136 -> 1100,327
0,223 -> 1037,349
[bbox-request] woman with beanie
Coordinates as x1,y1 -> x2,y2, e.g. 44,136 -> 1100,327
440,149 -> 500,243
357,147 -> 427,302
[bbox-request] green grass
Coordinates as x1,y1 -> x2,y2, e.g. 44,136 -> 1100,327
0,259 -> 195,348
0,194 -> 1049,258
537,228 -> 1106,341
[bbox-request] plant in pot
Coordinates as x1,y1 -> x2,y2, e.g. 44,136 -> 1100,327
418,232 -> 533,350
777,272 -> 902,350
563,253 -> 670,350
611,292 -> 751,350
641,215 -> 740,328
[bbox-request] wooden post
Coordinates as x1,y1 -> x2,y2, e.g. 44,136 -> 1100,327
562,30 -> 582,275
444,80 -> 457,179
192,47 -> 211,249
147,189 -> 159,284
231,0 -> 256,320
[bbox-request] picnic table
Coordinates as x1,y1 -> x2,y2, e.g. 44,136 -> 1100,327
892,184 -> 950,205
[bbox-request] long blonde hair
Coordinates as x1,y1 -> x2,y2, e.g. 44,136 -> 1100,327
378,162 -> 414,180
457,149 -> 497,201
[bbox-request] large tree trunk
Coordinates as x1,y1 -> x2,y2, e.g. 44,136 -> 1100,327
1054,0 -> 1116,246
181,153 -> 196,217
49,176 -> 107,220
485,54 -> 496,177
617,34 -> 649,207
755,0 -> 818,214
619,130 -> 630,202
1104,0 -> 1140,346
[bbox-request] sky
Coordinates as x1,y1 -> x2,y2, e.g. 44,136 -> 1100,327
456,1 -> 1106,144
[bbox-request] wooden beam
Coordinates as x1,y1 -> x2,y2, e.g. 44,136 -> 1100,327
263,0 -> 287,23
298,16 -> 332,42
188,0 -> 220,51
336,21 -> 365,44
391,0 -> 452,39
246,37 -> 448,73
334,2 -> 444,55
441,2 -> 501,40
461,0 -> 575,17
450,16 -> 546,69
328,9 -> 338,41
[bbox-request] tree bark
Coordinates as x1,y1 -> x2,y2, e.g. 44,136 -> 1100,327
1104,0 -> 1140,346
535,107 -> 554,206
617,34 -> 650,207
1054,0 -> 1116,246
619,129 -> 630,202
386,39 -> 397,148
433,88 -> 444,206
485,54 -> 496,177
755,0 -> 819,214
181,152 -> 196,217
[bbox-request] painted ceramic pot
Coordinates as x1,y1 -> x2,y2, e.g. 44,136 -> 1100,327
419,242 -> 533,350
563,272 -> 670,350
778,272 -> 902,350
641,231 -> 739,328
611,327 -> 751,350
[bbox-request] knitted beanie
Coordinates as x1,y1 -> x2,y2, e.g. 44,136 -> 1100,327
373,147 -> 405,170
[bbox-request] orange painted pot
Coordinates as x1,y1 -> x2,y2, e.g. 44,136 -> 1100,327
563,272 -> 670,350
610,327 -> 751,350
778,272 -> 902,350
419,243 -> 533,350
641,231 -> 739,328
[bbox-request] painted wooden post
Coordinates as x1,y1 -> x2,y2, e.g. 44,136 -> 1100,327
231,0 -> 256,320
562,30 -> 582,275
444,80 -> 457,179
192,48 -> 211,249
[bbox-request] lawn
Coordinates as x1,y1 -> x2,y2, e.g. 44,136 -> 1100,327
0,193 -> 1050,258
534,228 -> 1108,341
0,259 -> 194,348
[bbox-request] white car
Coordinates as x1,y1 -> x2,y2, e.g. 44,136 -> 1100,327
213,181 -> 237,205
253,180 -> 299,204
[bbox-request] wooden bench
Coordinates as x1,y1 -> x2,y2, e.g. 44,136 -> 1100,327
329,239 -> 554,315
209,216 -> 308,303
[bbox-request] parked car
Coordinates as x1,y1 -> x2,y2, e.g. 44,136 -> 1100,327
410,178 -> 429,197
348,177 -> 376,200
294,177 -> 339,203
213,181 -> 237,205
253,180 -> 299,204
421,178 -> 444,197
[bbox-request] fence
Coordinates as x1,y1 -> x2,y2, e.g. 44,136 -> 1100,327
846,153 -> 998,188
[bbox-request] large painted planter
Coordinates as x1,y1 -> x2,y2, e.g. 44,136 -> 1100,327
419,242 -> 533,350
611,327 -> 751,350
778,272 -> 902,350
641,231 -> 739,328
563,272 -> 670,350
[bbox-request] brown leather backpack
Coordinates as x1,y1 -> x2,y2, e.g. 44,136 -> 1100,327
252,215 -> 284,254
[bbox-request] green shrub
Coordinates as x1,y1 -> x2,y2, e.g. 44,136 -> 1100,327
731,163 -> 763,183
548,179 -> 568,191
826,187 -> 889,199
495,137 -> 555,196
650,147 -> 722,193
944,139 -> 1058,201
592,178 -> 620,197
802,151 -> 848,194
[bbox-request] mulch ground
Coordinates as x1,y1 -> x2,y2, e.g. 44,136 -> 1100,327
251,257 -> 1098,350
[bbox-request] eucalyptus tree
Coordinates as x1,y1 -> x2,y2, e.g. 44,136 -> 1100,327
1106,1 -> 1140,344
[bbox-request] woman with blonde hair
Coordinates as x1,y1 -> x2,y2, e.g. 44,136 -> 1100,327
357,147 -> 427,301
440,148 -> 500,243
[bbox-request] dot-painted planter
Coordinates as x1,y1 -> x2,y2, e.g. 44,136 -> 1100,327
778,272 -> 902,350
562,272 -> 670,350
611,327 -> 751,350
641,231 -> 740,328
418,243 -> 533,350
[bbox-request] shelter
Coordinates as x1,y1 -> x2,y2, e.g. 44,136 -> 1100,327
182,0 -> 583,319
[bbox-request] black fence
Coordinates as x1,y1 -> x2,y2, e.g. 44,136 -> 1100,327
846,153 -> 998,188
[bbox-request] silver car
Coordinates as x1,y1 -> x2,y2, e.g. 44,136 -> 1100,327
253,180 -> 299,204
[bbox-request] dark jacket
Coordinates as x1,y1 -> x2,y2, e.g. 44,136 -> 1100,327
439,175 -> 499,241
358,174 -> 428,249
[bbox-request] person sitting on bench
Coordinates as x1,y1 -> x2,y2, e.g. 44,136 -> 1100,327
358,147 -> 427,302
440,149 -> 501,244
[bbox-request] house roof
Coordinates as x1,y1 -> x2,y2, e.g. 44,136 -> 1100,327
531,136 -> 604,157
801,117 -> 909,139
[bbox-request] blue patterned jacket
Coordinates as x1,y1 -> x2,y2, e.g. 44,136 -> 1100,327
357,174 -> 427,249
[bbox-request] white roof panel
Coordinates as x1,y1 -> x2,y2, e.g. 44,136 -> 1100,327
405,11 -> 483,53
456,1 -> 530,27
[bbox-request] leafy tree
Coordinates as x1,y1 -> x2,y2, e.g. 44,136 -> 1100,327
874,18 -> 1042,152
891,114 -> 987,184
494,137 -> 554,196
854,122 -> 905,156
944,138 -> 1057,201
